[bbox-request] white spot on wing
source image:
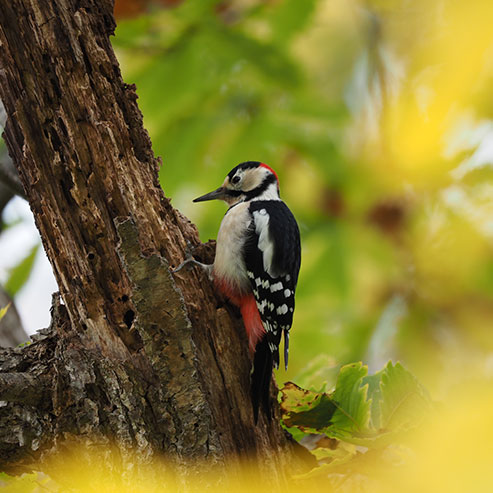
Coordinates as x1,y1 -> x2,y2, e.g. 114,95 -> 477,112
276,304 -> 288,315
270,281 -> 283,292
284,289 -> 291,297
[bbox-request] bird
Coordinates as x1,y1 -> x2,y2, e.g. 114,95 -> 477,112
176,161 -> 301,422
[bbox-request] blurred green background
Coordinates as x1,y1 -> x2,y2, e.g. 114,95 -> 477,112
112,0 -> 493,394
2,0 -> 492,396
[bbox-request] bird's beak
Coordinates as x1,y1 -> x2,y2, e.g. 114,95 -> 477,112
193,186 -> 226,203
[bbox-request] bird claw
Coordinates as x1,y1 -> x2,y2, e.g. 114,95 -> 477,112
171,255 -> 195,273
171,243 -> 213,279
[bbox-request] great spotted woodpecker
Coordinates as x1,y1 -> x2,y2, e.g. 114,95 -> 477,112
178,161 -> 301,422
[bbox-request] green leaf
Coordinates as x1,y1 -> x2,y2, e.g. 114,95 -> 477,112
281,360 -> 433,451
327,362 -> 372,436
379,361 -> 432,432
270,0 -> 317,44
361,367 -> 385,430
4,244 -> 39,297
281,362 -> 372,439
281,381 -> 338,433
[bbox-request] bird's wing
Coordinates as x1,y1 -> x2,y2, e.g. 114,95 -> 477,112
244,200 -> 301,369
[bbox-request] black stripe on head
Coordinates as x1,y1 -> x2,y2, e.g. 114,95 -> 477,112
227,161 -> 261,180
244,173 -> 277,200
225,169 -> 278,200
225,189 -> 243,198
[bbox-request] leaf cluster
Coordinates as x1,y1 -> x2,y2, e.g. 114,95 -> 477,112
281,361 -> 433,477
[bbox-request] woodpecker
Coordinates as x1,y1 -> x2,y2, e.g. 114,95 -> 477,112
178,161 -> 301,422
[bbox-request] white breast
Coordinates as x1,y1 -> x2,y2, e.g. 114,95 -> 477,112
213,202 -> 251,293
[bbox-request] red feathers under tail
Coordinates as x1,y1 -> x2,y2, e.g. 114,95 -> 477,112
239,294 -> 265,353
240,295 -> 272,422
214,278 -> 271,421
214,278 -> 265,352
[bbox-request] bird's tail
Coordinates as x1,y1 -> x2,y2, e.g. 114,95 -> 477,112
251,336 -> 274,423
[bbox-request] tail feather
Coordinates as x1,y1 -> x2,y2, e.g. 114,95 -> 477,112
284,329 -> 290,370
251,337 -> 273,423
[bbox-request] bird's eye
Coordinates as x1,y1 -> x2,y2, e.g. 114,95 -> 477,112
231,175 -> 241,185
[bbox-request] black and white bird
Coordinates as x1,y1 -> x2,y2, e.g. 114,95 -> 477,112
182,161 -> 301,422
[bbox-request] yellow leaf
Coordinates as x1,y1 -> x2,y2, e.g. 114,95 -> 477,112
0,303 -> 11,322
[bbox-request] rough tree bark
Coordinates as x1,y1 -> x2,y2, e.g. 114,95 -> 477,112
0,0 -> 309,484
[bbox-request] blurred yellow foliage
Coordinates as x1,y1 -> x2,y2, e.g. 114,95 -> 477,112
364,0 -> 493,190
3,1 -> 493,489
4,377 -> 493,492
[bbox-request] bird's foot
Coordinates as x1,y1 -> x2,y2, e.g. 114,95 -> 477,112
171,244 -> 213,280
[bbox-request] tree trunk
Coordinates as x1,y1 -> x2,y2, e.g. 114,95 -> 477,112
0,0 -> 308,482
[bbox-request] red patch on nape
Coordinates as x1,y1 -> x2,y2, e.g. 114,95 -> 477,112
259,162 -> 279,183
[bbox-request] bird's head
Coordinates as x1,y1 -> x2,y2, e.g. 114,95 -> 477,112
193,161 -> 280,206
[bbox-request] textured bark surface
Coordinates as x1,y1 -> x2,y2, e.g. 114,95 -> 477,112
0,0 -> 308,483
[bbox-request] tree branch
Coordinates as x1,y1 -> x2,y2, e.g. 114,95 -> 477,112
0,373 -> 49,406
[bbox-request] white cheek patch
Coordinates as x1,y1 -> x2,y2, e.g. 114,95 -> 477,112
242,167 -> 269,192
241,171 -> 254,191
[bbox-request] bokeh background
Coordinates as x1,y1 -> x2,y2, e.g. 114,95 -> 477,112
1,0 -> 493,396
